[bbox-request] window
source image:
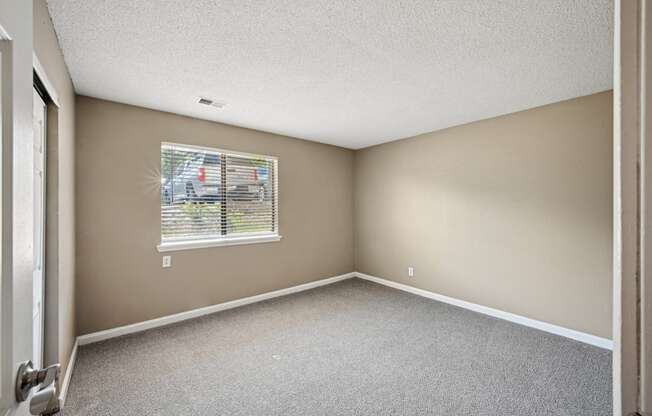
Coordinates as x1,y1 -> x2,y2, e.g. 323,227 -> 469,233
158,142 -> 280,251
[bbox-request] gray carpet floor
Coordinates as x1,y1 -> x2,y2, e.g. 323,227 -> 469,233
62,278 -> 612,415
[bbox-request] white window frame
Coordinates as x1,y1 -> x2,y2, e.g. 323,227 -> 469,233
156,142 -> 281,252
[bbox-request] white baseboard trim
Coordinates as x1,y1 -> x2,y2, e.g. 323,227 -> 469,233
74,271 -> 612,350
59,339 -> 78,406
77,272 -> 356,346
355,272 -> 614,350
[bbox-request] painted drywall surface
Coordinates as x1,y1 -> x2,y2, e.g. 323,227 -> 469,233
354,91 -> 613,339
47,0 -> 613,149
75,96 -> 354,334
33,0 -> 76,384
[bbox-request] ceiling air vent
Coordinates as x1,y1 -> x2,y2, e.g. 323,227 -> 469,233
197,97 -> 226,109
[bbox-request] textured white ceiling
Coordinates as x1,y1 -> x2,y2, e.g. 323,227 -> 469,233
47,0 -> 613,149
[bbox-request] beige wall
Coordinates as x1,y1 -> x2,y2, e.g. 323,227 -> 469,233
76,91 -> 611,339
354,91 -> 613,339
33,0 -> 76,382
75,96 -> 354,335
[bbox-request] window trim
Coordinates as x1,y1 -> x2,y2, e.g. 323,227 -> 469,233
161,141 -> 279,163
157,234 -> 282,252
158,141 -> 280,251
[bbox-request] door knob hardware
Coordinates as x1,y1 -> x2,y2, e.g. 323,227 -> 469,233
30,384 -> 60,416
16,361 -> 61,415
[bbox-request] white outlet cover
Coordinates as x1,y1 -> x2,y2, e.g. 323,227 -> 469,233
162,256 -> 172,268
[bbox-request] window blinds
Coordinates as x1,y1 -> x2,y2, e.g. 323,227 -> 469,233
160,143 -> 278,243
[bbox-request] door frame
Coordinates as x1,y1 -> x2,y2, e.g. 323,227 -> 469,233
614,0 -> 652,415
642,1 -> 652,413
32,54 -> 59,109
0,30 -> 14,415
31,50 -> 59,381
31,86 -> 46,370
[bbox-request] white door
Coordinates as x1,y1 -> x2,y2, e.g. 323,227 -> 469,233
0,33 -> 59,415
0,36 -> 32,416
32,89 -> 45,370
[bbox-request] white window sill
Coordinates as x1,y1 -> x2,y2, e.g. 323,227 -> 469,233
157,234 -> 282,252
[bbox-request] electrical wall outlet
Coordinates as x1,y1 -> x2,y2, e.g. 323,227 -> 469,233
408,266 -> 414,277
162,255 -> 172,268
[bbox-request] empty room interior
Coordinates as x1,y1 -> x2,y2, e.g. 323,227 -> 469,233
5,0 -> 652,415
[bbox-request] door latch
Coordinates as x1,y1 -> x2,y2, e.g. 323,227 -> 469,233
16,361 -> 61,415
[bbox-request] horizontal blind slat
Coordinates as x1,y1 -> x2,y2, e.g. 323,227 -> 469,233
161,143 -> 278,242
